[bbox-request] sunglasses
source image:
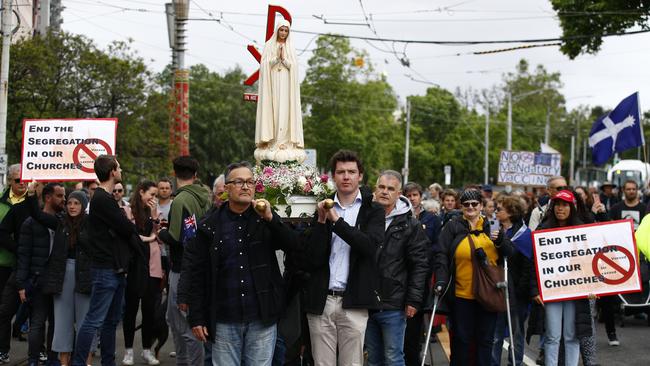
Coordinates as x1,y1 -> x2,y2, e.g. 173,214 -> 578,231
551,185 -> 568,191
113,189 -> 123,193
12,179 -> 21,184
461,201 -> 480,208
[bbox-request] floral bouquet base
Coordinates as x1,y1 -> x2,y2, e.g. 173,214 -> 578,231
254,160 -> 335,218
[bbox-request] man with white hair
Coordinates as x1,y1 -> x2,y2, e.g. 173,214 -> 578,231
212,174 -> 225,208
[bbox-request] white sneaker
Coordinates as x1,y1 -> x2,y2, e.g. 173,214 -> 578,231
122,348 -> 134,366
142,349 -> 160,366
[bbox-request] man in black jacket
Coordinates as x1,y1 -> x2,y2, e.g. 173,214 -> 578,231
365,171 -> 429,366
16,183 -> 65,366
182,161 -> 299,365
0,165 -> 41,363
72,155 -> 141,366
302,150 -> 384,366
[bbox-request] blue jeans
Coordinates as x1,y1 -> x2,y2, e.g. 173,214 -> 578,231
72,269 -> 125,366
212,321 -> 277,366
545,301 -> 579,366
365,310 -> 407,366
450,298 -> 497,366
491,303 -> 528,366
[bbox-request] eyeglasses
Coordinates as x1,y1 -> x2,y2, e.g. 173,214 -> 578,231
12,179 -> 21,184
495,206 -> 503,212
461,201 -> 480,208
226,179 -> 255,188
550,185 -> 567,191
113,189 -> 123,193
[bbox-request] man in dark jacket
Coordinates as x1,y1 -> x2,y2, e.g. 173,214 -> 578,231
158,155 -> 211,366
182,161 -> 299,365
0,165 -> 41,363
302,150 -> 384,366
72,155 -> 141,366
365,171 -> 429,366
403,182 -> 441,366
16,183 -> 65,366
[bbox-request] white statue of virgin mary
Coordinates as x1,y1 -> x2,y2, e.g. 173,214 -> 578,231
254,19 -> 306,163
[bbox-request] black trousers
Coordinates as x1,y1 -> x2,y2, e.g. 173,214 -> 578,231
27,289 -> 54,363
123,277 -> 162,349
404,310 -> 425,366
0,267 -> 12,295
598,295 -> 618,335
450,297 -> 497,366
0,272 -> 19,353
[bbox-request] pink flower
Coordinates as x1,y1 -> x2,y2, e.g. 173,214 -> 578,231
256,182 -> 265,193
303,181 -> 313,193
263,167 -> 274,176
320,174 -> 329,183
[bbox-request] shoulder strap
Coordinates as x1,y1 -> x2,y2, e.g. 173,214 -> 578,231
467,234 -> 477,262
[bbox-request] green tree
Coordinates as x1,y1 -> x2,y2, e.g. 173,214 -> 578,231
186,65 -> 257,180
301,35 -> 401,181
551,0 -> 650,58
7,31 -> 170,183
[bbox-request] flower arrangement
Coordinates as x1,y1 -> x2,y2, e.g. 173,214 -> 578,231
254,160 -> 336,206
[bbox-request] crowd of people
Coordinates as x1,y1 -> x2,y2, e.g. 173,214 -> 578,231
0,150 -> 646,366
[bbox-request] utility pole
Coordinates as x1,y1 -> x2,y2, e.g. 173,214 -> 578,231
570,135 -> 575,185
484,108 -> 489,185
582,140 -> 587,169
507,92 -> 512,150
36,0 -> 50,35
403,99 -> 411,184
0,0 -> 13,183
544,104 -> 551,145
172,0 -> 189,156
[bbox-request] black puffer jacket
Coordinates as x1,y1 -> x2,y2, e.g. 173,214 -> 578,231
41,216 -> 93,295
376,198 -> 430,310
16,216 -> 59,290
433,215 -> 514,314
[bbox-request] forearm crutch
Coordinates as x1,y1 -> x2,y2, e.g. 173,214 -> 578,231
497,257 -> 517,366
421,294 -> 440,366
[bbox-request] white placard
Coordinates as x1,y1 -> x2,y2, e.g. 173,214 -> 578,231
21,119 -> 118,181
532,219 -> 642,302
498,150 -> 561,187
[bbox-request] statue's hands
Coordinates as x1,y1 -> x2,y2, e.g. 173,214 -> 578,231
279,45 -> 284,61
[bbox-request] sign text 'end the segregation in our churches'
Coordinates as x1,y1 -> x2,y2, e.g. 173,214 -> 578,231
21,119 -> 118,182
532,220 -> 642,302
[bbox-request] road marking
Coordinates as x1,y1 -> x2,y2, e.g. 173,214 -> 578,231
503,339 -> 537,366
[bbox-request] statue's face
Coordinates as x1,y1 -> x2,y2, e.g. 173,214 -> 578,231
277,26 -> 289,41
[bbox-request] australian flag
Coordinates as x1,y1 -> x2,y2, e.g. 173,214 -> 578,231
180,214 -> 197,246
589,92 -> 643,166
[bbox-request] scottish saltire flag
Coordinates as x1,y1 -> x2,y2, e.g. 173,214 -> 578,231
589,92 -> 643,165
181,214 -> 197,245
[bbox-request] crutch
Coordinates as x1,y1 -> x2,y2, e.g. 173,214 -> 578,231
497,257 -> 517,366
421,293 -> 440,366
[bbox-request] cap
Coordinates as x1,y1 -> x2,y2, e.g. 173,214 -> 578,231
552,190 -> 576,205
459,188 -> 482,203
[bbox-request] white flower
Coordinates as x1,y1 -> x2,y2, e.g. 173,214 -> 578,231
326,180 -> 335,191
297,176 -> 307,189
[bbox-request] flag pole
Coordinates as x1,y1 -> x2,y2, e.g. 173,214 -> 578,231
637,92 -> 649,187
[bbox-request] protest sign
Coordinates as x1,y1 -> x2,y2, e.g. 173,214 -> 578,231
532,219 -> 642,302
21,119 -> 118,181
497,150 -> 561,187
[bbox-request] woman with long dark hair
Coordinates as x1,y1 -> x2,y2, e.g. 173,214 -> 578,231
434,188 -> 513,365
37,191 -> 94,366
121,181 -> 163,366
531,190 -> 594,366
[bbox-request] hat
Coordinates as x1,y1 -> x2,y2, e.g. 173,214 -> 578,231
600,181 -> 616,190
68,190 -> 89,211
552,190 -> 576,205
481,184 -> 493,192
459,188 -> 482,203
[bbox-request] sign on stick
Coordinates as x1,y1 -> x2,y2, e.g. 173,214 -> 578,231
497,150 -> 561,187
21,119 -> 118,181
532,219 -> 642,302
